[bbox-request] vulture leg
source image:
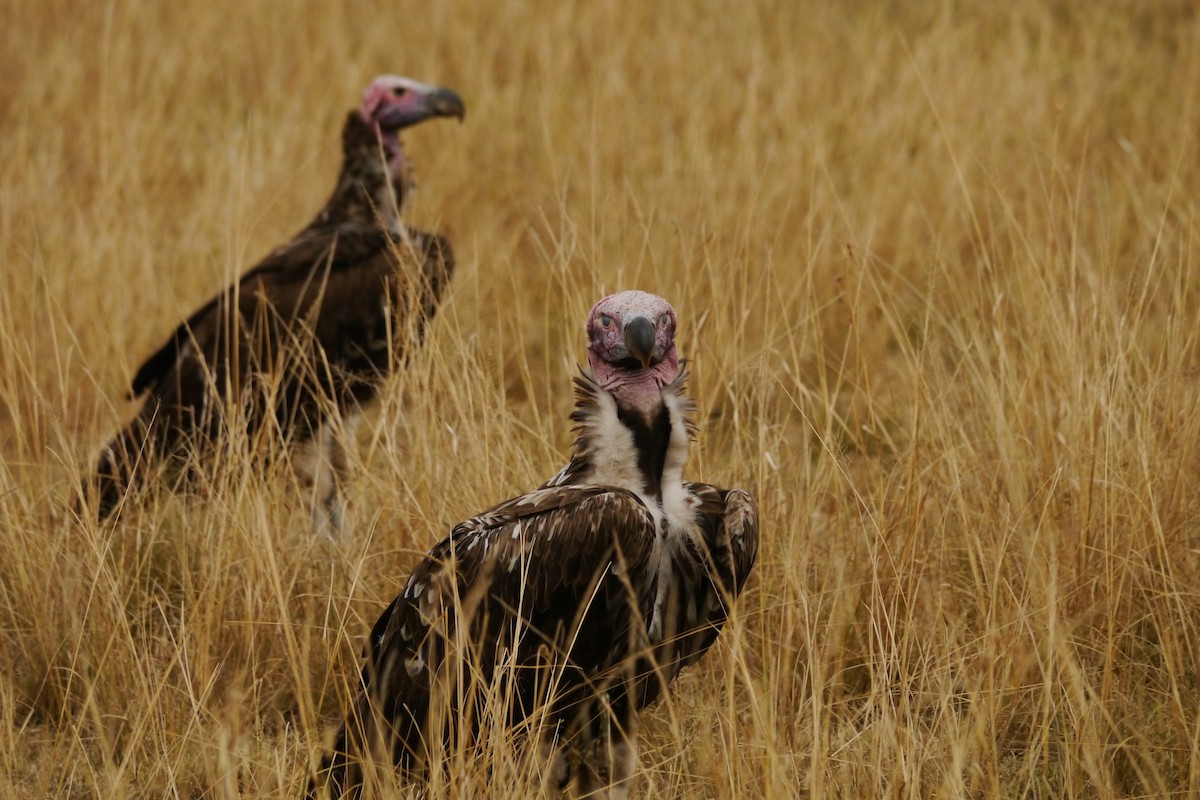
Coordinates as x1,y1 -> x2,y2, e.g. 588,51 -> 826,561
294,416 -> 357,535
567,680 -> 638,799
537,729 -> 570,798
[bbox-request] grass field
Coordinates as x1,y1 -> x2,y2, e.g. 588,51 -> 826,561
3,0 -> 1200,797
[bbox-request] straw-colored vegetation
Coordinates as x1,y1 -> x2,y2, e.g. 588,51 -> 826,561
2,1 -> 1199,797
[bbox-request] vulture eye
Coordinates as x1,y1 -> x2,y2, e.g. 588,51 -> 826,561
392,87 -> 408,98
599,314 -> 614,330
659,313 -> 671,327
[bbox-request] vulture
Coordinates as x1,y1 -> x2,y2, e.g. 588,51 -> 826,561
83,75 -> 464,530
314,291 -> 759,798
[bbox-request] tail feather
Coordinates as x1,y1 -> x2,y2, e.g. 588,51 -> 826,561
311,687 -> 430,799
311,704 -> 377,800
81,423 -> 149,521
80,407 -> 182,521
310,726 -> 358,800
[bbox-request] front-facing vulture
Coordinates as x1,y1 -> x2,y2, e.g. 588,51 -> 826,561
82,75 -> 464,530
314,291 -> 760,798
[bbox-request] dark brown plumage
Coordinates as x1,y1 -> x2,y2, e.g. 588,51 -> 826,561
314,291 -> 759,799
83,76 -> 464,528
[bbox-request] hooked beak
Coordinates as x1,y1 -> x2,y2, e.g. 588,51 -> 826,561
426,88 -> 465,122
623,316 -> 656,369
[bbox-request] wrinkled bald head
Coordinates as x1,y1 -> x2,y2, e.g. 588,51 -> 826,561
358,75 -> 465,154
586,291 -> 681,413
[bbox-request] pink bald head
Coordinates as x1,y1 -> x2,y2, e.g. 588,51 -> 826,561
357,75 -> 465,153
586,291 -> 681,414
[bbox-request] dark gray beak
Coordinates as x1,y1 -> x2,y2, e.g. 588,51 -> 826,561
427,88 -> 465,122
624,317 -> 656,369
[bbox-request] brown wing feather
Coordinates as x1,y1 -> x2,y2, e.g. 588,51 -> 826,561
89,226 -> 453,519
130,227 -> 451,399
634,482 -> 759,709
684,482 -> 759,603
319,486 -> 657,796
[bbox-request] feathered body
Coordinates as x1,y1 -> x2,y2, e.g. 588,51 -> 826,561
84,76 -> 464,528
316,291 -> 759,798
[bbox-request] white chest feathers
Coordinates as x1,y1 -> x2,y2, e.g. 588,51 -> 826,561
580,388 -> 701,643
584,390 -> 693,526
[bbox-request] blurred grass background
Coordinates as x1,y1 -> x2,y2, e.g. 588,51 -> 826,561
2,0 -> 1199,796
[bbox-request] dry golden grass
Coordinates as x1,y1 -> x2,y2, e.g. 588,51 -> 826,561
3,0 -> 1200,796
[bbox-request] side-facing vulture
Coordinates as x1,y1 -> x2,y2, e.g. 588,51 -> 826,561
314,291 -> 760,798
83,75 -> 464,530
